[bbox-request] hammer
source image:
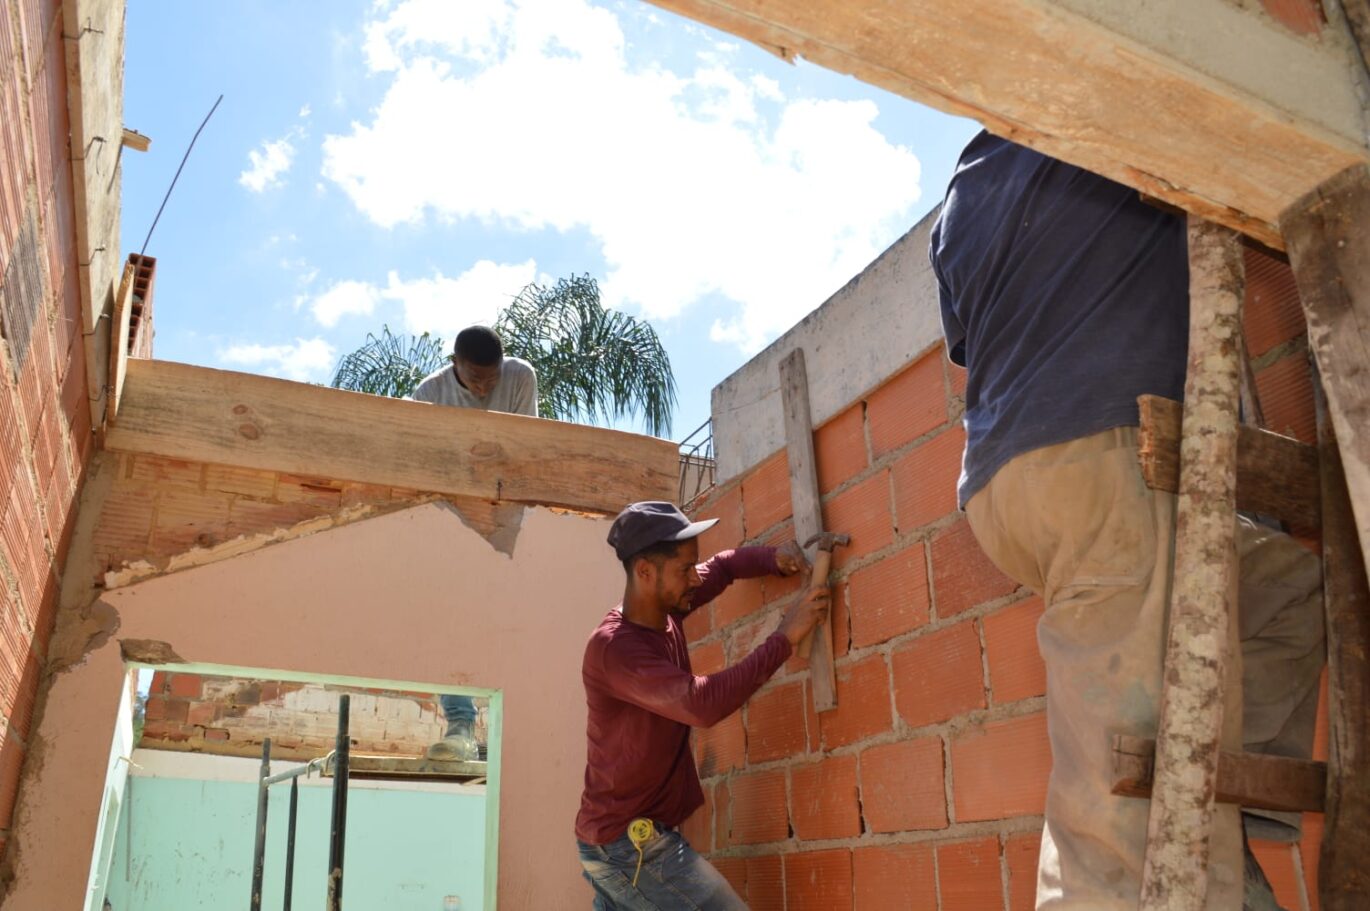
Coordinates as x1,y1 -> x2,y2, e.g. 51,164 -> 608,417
796,531 -> 850,659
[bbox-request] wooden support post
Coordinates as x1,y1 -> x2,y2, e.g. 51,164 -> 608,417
1139,220 -> 1245,911
1111,735 -> 1327,815
779,348 -> 838,712
1315,381 -> 1370,909
1281,164 -> 1370,584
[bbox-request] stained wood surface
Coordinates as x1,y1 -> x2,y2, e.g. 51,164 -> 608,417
1315,384 -> 1370,909
1137,395 -> 1320,530
106,359 -> 679,515
1282,164 -> 1370,582
779,348 -> 837,712
327,755 -> 487,783
1140,221 -> 1245,911
642,0 -> 1368,248
1111,735 -> 1326,814
105,261 -> 134,428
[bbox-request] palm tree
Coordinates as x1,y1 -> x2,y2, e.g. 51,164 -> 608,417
330,326 -> 448,399
496,275 -> 676,436
330,275 -> 677,436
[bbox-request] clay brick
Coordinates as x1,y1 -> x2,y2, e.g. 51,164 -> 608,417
1259,0 -> 1325,36
937,837 -> 1002,911
714,780 -> 731,850
820,470 -> 893,570
691,640 -> 726,676
695,711 -> 745,777
790,754 -> 861,841
1005,832 -> 1042,911
890,424 -> 965,532
0,734 -> 25,828
683,605 -> 712,644
848,542 -> 929,648
892,621 -> 985,728
1243,248 -> 1305,358
681,782 -> 713,853
726,610 -> 780,666
128,456 -> 202,491
742,452 -> 791,537
745,855 -> 785,911
866,352 -> 948,458
746,681 -> 807,764
728,769 -> 789,845
276,474 -> 344,508
226,498 -> 327,538
162,699 -> 189,723
931,518 -> 1018,616
784,848 -> 852,911
711,576 -> 766,628
984,596 -> 1047,704
151,490 -> 232,552
710,856 -> 748,900
168,674 -> 203,700
814,404 -> 868,495
946,354 -> 967,398
819,653 -> 892,750
853,843 -> 937,910
952,712 -> 1050,822
204,728 -> 230,742
861,736 -> 947,833
143,695 -> 168,722
203,463 -> 277,499
1254,353 -> 1316,444
695,483 -> 743,555
187,701 -> 219,727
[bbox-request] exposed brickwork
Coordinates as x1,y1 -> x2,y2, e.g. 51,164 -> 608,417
686,241 -> 1330,906
0,0 -> 96,856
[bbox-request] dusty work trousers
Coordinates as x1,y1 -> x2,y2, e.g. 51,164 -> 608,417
965,427 -> 1324,910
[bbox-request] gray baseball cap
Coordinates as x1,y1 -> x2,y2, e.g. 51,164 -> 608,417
607,501 -> 718,561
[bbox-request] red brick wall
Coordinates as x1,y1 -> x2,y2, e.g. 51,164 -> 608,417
0,0 -> 93,857
685,247 -> 1327,909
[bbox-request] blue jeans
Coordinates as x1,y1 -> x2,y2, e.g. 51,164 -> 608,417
577,828 -> 746,910
439,695 -> 476,731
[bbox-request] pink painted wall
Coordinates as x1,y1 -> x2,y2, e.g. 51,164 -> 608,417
9,503 -> 620,909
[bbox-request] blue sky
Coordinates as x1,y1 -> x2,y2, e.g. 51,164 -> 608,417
121,0 -> 978,441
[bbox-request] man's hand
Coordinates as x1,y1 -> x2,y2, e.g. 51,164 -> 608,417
774,541 -> 808,577
776,587 -> 831,649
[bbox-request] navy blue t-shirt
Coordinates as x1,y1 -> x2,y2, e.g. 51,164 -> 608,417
929,132 -> 1189,507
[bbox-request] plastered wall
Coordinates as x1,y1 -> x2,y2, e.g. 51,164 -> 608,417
684,244 -> 1329,910
6,502 -> 623,909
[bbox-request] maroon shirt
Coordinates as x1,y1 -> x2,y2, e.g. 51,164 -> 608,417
575,547 -> 792,844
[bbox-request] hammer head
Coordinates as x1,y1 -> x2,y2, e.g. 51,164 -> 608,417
803,532 -> 851,553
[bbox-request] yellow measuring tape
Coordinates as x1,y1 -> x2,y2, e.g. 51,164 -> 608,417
627,818 -> 656,887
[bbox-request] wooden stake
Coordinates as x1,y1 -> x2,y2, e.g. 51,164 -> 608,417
1139,219 -> 1245,911
1315,378 -> 1370,910
779,348 -> 838,712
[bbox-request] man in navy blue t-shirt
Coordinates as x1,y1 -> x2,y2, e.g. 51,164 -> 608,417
931,132 -> 1324,910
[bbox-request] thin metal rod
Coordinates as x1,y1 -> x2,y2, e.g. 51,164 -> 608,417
326,695 -> 351,911
140,94 -> 223,257
284,776 -> 299,911
250,737 -> 271,911
263,753 -> 331,787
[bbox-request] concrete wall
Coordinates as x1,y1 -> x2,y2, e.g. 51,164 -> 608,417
103,751 -> 487,911
687,240 -> 1328,909
8,502 -> 623,909
0,0 -> 103,869
710,210 -> 945,482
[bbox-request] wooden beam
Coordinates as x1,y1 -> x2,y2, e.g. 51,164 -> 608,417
105,360 -> 679,515
1315,382 -> 1370,909
1140,220 -> 1244,911
1111,735 -> 1327,815
1137,395 -> 1320,530
642,0 -> 1369,247
120,127 -> 151,152
1282,164 -> 1370,579
104,261 -> 134,429
779,349 -> 838,713
327,755 -> 487,783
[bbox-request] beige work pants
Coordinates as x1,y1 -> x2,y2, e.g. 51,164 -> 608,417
965,427 -> 1324,910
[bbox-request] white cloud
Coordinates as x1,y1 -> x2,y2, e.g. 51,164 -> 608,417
381,259 -> 538,337
323,0 -> 921,351
310,279 -> 380,326
219,338 -> 337,381
239,137 -> 297,192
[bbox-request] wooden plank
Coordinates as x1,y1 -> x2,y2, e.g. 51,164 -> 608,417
778,349 -> 837,712
1282,164 -> 1370,581
1140,220 -> 1244,911
326,755 -> 487,783
1137,395 -> 1320,530
641,0 -> 1368,248
1111,735 -> 1326,815
105,359 -> 679,515
120,128 -> 151,152
104,261 -> 134,428
1315,382 -> 1370,909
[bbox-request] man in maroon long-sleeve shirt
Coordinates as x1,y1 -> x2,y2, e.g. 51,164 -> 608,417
576,501 -> 830,909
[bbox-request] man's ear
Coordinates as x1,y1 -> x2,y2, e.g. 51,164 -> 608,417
634,557 -> 656,587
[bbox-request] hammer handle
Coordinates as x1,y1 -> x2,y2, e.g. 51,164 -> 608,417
796,548 -> 834,660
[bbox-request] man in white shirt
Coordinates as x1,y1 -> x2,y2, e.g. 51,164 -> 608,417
412,325 -> 539,761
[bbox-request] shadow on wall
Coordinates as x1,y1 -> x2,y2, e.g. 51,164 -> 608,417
93,668 -> 494,911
